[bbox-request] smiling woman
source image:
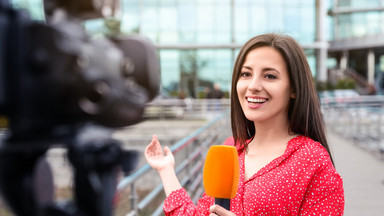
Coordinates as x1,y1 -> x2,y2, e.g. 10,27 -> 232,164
231,34 -> 327,154
236,46 -> 295,126
144,33 -> 344,216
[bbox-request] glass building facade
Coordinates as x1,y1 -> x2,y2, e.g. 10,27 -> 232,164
328,0 -> 384,94
10,0 -> 333,97
330,0 -> 384,40
118,0 -> 320,98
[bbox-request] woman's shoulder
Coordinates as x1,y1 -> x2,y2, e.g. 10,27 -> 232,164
288,135 -> 332,165
289,136 -> 343,188
222,136 -> 235,146
222,136 -> 245,153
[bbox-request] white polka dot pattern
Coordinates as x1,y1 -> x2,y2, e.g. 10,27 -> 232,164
163,136 -> 344,215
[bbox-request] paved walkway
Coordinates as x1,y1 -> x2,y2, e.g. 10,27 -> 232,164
328,131 -> 384,216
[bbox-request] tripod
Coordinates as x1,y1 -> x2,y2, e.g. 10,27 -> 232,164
0,125 -> 138,216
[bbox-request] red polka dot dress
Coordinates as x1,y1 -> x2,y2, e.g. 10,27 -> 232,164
163,135 -> 345,215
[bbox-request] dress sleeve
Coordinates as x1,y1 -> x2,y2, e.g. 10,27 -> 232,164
163,188 -> 214,216
222,136 -> 235,146
163,137 -> 234,215
298,161 -> 345,215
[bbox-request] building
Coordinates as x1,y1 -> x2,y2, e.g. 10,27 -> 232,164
118,0 -> 328,98
10,0 -> 383,97
327,0 -> 384,94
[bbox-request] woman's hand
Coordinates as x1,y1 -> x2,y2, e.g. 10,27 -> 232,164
145,135 -> 182,196
209,205 -> 237,216
144,134 -> 175,172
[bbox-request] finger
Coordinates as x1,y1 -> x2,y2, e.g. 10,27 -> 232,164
145,138 -> 156,152
152,134 -> 158,140
210,204 -> 232,216
151,134 -> 161,146
153,137 -> 164,155
163,146 -> 172,156
209,205 -> 218,215
145,136 -> 160,156
209,205 -> 217,213
144,143 -> 154,157
152,134 -> 162,146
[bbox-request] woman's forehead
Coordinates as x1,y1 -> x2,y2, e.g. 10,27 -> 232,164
242,47 -> 287,69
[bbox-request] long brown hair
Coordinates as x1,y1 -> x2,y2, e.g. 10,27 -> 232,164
230,33 -> 333,162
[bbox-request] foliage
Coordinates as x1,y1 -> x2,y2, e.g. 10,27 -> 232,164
104,17 -> 122,37
335,77 -> 356,89
316,80 -> 334,91
315,77 -> 356,91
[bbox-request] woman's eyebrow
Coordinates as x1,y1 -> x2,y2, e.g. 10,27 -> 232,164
262,67 -> 280,74
242,65 -> 281,74
241,65 -> 252,70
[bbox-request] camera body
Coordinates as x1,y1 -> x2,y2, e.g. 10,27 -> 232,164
0,0 -> 160,215
0,0 -> 160,137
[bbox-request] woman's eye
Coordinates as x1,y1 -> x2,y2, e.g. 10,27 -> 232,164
240,72 -> 251,77
265,74 -> 277,79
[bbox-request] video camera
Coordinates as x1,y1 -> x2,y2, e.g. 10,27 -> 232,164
0,0 -> 160,215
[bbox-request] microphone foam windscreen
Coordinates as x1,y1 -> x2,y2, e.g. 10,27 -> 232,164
203,145 -> 239,199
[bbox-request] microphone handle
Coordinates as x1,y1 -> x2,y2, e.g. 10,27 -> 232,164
215,198 -> 230,210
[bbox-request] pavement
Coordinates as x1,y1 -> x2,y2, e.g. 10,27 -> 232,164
328,130 -> 384,216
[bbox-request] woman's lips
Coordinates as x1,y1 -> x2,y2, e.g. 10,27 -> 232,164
246,97 -> 268,108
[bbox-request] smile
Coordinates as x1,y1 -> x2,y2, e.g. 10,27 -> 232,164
246,97 -> 268,104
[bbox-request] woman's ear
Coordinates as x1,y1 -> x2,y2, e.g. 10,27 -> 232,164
290,88 -> 296,99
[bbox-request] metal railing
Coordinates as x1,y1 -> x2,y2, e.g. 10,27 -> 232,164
143,99 -> 230,120
116,110 -> 231,216
321,95 -> 384,159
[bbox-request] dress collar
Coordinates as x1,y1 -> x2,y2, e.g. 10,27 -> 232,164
241,135 -> 307,181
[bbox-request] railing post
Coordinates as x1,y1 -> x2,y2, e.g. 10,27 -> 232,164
380,102 -> 384,157
185,139 -> 193,185
202,99 -> 208,117
129,183 -> 138,215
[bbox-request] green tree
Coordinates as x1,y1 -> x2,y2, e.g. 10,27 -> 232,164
179,50 -> 207,98
103,17 -> 122,37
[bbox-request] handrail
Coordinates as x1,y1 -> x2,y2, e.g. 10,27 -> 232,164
116,110 -> 231,216
143,98 -> 230,120
116,111 -> 227,192
321,95 -> 384,159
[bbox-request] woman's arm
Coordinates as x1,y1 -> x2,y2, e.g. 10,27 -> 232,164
145,135 -> 237,216
144,135 -> 182,196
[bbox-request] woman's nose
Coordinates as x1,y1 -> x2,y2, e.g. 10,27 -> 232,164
248,77 -> 263,92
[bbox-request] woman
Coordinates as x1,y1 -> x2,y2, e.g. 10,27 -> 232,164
145,33 -> 344,215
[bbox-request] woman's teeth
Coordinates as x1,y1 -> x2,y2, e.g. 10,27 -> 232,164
247,98 -> 267,103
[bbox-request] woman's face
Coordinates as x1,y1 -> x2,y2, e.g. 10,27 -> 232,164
236,46 -> 295,124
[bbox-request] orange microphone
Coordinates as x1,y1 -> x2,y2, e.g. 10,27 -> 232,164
203,145 -> 240,210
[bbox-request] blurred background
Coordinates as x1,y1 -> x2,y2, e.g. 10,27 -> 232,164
9,0 -> 384,98
1,0 -> 384,215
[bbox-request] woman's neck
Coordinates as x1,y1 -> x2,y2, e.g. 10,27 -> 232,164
250,119 -> 292,150
244,120 -> 295,180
